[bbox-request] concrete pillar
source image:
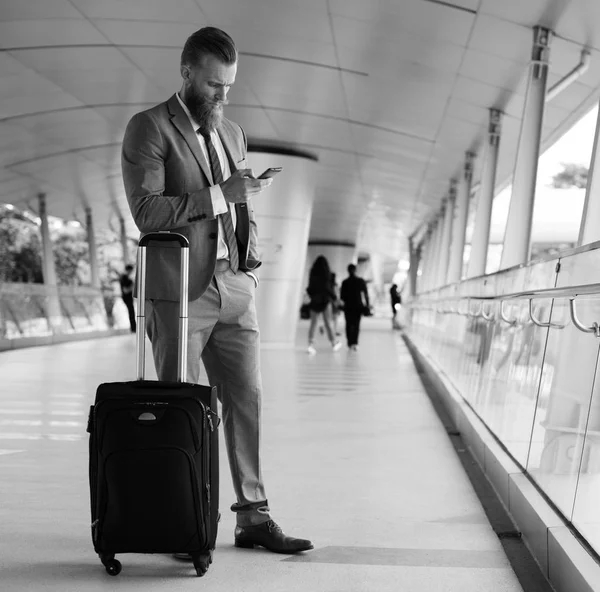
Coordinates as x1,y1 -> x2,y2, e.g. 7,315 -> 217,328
248,148 -> 318,346
38,192 -> 62,329
367,251 -> 384,301
501,26 -> 552,269
578,99 -> 600,246
38,193 -> 58,287
408,238 -> 420,296
420,227 -> 434,292
448,153 -> 475,283
119,216 -> 130,266
438,190 -> 455,287
85,207 -> 100,289
468,109 -> 502,277
428,216 -> 443,289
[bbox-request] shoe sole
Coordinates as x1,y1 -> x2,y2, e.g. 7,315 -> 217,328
234,540 -> 314,554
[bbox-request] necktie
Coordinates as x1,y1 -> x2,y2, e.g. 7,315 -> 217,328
201,131 -> 239,273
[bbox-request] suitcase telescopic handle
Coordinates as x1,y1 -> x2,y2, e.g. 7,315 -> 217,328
135,231 -> 190,382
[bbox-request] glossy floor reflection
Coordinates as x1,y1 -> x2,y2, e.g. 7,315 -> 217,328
0,318 -> 524,591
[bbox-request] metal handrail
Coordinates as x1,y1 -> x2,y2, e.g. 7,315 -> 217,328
528,299 -> 566,329
481,302 -> 496,322
569,298 -> 600,337
468,281 -> 600,302
467,299 -> 482,318
500,300 -> 517,326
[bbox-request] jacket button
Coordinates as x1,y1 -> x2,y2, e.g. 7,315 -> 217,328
209,232 -> 217,239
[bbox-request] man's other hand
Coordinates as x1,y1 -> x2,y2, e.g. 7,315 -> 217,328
221,169 -> 272,203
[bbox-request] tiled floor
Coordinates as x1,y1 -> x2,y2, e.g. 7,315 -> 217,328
0,318 -> 524,591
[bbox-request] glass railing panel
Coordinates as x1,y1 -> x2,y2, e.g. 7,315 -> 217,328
0,288 -> 52,338
526,296 -> 599,518
571,352 -> 600,553
525,247 -> 600,519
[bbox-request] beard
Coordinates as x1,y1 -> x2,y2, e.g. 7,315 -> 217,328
184,85 -> 225,133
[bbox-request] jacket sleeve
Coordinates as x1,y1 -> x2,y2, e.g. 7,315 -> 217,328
239,125 -> 262,270
121,111 -> 216,233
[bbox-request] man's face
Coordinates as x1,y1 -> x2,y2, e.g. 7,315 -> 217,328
181,54 -> 237,133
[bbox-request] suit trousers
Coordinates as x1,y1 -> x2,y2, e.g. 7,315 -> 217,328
145,262 -> 269,526
344,308 -> 363,347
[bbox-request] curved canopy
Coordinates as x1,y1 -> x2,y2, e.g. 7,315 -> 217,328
1,0 -> 600,263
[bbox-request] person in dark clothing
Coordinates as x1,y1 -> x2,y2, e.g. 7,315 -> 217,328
119,264 -> 136,333
306,255 -> 342,354
390,283 -> 401,329
340,264 -> 370,351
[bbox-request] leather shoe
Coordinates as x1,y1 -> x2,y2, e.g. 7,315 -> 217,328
234,520 -> 313,554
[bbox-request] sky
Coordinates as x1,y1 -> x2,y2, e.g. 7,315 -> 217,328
489,103 -> 598,244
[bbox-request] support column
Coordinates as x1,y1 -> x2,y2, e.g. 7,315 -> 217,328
305,241 -> 356,291
85,207 -> 100,289
408,238 -> 420,296
448,152 -> 475,283
119,216 -> 130,266
501,26 -> 552,268
248,147 -> 318,346
578,99 -> 600,245
468,109 -> 502,277
428,216 -> 443,289
420,228 -> 430,292
38,192 -> 62,330
438,187 -> 455,287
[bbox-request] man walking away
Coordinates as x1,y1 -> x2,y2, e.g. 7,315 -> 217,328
340,264 -> 370,351
119,264 -> 136,333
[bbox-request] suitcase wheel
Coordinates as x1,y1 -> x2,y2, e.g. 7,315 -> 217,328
191,550 -> 213,577
100,554 -> 122,576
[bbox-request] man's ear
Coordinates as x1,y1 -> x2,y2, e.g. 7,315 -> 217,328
180,65 -> 190,81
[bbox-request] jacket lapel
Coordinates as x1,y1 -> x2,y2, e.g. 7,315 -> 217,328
167,94 -> 212,184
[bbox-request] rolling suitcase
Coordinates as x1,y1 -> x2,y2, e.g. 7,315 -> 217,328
87,232 -> 220,577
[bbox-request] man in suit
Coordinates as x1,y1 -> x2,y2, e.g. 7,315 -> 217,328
340,264 -> 370,351
121,27 -> 312,555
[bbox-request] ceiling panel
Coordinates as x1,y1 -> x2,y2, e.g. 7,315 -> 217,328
0,70 -> 83,118
0,19 -> 107,48
334,16 -> 466,75
92,18 -> 198,47
1,0 -> 600,265
200,0 -> 332,44
480,0 -> 564,29
70,0 -> 205,22
0,0 -> 81,21
329,0 -> 476,46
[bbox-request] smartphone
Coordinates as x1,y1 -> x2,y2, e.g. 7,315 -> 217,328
257,167 -> 282,179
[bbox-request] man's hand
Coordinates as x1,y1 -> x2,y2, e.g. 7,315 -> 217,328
221,169 -> 272,203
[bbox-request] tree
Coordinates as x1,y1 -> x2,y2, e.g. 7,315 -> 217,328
551,163 -> 588,189
52,225 -> 89,285
0,207 -> 43,282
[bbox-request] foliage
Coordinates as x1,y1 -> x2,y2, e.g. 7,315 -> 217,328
551,163 -> 589,189
0,209 -> 43,282
52,225 -> 90,285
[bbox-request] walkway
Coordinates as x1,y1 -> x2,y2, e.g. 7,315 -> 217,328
0,318 -> 523,591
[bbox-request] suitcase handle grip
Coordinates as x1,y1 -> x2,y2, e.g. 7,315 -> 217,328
135,231 -> 190,383
139,232 -> 189,248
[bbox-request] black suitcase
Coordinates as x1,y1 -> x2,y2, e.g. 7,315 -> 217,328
87,232 -> 220,577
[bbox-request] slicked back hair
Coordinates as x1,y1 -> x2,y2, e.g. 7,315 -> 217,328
181,27 -> 237,68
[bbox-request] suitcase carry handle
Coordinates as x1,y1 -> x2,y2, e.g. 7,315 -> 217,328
135,231 -> 189,383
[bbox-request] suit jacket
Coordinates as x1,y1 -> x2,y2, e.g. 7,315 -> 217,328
121,93 -> 261,301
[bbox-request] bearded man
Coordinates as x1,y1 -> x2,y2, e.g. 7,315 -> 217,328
121,26 -> 313,557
